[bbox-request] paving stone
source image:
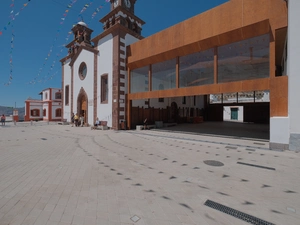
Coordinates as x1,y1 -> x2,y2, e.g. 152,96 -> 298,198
0,125 -> 299,225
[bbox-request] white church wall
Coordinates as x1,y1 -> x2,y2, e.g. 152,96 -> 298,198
287,0 -> 300,150
97,34 -> 113,127
63,59 -> 72,121
73,49 -> 95,125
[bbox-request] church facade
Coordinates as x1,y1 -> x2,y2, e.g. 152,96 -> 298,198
61,0 -> 144,129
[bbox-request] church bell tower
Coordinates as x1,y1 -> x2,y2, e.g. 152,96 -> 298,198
98,0 -> 145,130
66,21 -> 94,56
100,0 -> 144,38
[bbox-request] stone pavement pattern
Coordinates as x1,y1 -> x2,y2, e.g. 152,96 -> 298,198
0,123 -> 299,225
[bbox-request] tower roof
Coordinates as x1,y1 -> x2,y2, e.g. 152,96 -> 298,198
77,21 -> 88,27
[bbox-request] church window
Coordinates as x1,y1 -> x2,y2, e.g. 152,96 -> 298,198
65,85 -> 69,105
79,62 -> 87,80
101,74 -> 108,103
43,109 -> 46,117
44,92 -> 48,100
55,92 -> 61,99
56,109 -> 62,117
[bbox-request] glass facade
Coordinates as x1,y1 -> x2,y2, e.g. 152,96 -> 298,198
210,90 -> 270,104
130,34 -> 271,94
152,58 -> 176,91
130,66 -> 149,93
218,34 -> 270,83
179,49 -> 214,87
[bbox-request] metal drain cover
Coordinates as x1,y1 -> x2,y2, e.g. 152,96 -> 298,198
204,199 -> 275,225
204,160 -> 224,167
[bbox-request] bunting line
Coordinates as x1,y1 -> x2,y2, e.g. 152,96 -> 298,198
0,0 -> 31,37
28,0 -> 78,85
39,0 -> 110,84
3,0 -> 16,86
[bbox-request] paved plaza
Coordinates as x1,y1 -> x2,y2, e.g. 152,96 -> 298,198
0,122 -> 299,225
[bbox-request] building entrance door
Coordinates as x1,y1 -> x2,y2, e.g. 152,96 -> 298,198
77,88 -> 88,126
231,108 -> 238,120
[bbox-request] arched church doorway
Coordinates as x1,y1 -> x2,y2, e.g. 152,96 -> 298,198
77,88 -> 88,126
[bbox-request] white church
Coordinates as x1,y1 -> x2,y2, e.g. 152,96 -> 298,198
61,0 -> 143,129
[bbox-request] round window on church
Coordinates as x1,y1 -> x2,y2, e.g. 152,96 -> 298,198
79,62 -> 87,80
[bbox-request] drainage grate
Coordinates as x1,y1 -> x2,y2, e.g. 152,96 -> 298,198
204,200 -> 275,225
237,162 -> 275,170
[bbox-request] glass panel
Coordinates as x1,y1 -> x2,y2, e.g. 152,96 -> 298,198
152,58 -> 176,91
179,49 -> 214,87
238,92 -> 254,103
209,94 -> 222,104
223,92 -> 238,103
255,90 -> 270,102
218,34 -> 270,83
130,66 -> 149,93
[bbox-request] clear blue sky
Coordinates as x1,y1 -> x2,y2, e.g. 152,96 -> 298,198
0,0 -> 228,108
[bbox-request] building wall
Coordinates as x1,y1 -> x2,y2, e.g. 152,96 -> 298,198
26,101 -> 43,121
63,58 -> 72,122
42,89 -> 50,101
73,49 -> 95,125
287,0 -> 300,150
52,102 -> 62,120
42,103 -> 49,120
51,88 -> 61,101
97,34 -> 113,126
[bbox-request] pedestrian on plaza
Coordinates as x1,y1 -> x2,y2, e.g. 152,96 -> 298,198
80,114 -> 84,127
1,114 -> 5,126
143,118 -> 148,130
71,113 -> 75,127
94,117 -> 100,127
74,113 -> 79,127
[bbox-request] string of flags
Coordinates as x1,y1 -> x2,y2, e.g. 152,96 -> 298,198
3,0 -> 16,86
38,0 -> 110,84
41,0 -> 96,83
88,0 -> 110,24
2,0 -> 110,86
28,0 -> 79,85
0,0 -> 31,37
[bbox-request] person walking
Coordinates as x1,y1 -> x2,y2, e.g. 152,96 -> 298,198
1,114 -> 5,126
74,113 -> 79,127
80,114 -> 84,127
